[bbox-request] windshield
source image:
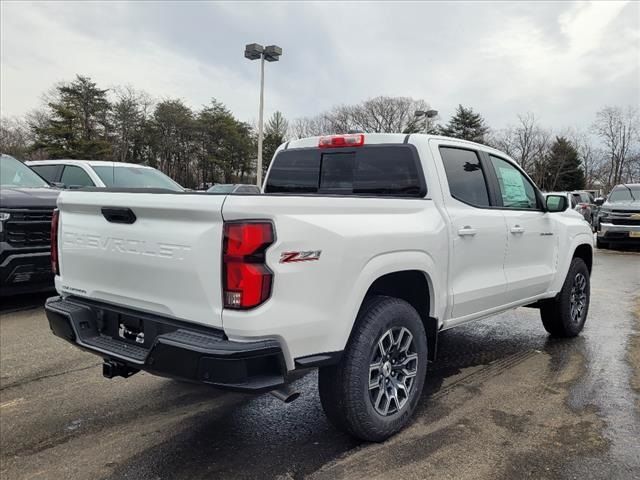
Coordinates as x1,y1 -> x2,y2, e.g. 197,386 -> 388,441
0,154 -> 50,188
608,185 -> 640,202
207,184 -> 236,193
92,165 -> 183,191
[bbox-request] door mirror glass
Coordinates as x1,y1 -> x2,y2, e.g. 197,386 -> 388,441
594,197 -> 605,206
546,194 -> 568,212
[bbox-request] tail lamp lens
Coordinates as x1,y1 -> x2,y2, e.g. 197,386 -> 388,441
51,209 -> 59,275
223,222 -> 274,309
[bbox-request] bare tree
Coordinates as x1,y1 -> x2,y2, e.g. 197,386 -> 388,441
290,96 -> 433,139
0,116 -> 31,158
490,113 -> 552,184
289,115 -> 333,139
592,106 -> 639,189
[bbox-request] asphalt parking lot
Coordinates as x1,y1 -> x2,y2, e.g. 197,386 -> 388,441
1,248 -> 639,480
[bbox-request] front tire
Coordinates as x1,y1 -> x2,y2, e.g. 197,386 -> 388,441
540,258 -> 590,337
318,296 -> 428,442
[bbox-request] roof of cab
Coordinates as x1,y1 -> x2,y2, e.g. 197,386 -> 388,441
26,159 -> 154,169
284,133 -> 514,161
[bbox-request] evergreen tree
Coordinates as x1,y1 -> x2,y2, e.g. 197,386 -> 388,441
33,75 -> 112,159
542,136 -> 585,191
262,111 -> 289,177
439,105 -> 489,144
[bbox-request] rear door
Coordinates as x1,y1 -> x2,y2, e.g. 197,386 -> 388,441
486,155 -> 557,301
436,145 -> 508,320
57,191 -> 226,328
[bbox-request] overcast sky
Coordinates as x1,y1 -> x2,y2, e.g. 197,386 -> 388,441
1,1 -> 638,131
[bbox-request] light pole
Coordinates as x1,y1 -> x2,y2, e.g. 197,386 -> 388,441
245,43 -> 282,186
414,109 -> 438,133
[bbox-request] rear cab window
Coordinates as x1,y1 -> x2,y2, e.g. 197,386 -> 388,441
264,145 -> 426,197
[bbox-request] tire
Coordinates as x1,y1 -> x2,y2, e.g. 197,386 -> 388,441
540,258 -> 590,337
318,296 -> 428,442
596,236 -> 608,249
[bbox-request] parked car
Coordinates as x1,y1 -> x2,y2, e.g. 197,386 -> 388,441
595,183 -> 640,249
26,160 -> 184,191
545,191 -> 595,226
207,184 -> 261,194
0,154 -> 60,295
45,134 -> 593,441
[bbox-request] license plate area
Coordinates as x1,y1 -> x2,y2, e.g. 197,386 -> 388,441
98,312 -> 165,349
118,316 -> 145,345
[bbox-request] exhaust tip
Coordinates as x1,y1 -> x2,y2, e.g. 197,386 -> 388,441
270,385 -> 301,403
283,391 -> 301,404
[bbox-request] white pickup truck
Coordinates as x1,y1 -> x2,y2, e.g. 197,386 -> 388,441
45,133 -> 594,441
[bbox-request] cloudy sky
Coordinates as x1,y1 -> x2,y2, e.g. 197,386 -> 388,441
1,1 -> 638,131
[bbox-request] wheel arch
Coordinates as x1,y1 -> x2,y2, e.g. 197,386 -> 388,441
339,251 -> 442,361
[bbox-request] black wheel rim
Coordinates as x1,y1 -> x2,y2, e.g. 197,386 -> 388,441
368,327 -> 418,416
569,272 -> 587,324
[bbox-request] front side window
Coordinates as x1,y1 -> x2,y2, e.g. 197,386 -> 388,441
440,147 -> 490,207
489,156 -> 538,210
0,154 -> 50,188
30,164 -> 59,183
61,165 -> 94,187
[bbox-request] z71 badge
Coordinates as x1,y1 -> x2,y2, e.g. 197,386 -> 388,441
280,250 -> 322,263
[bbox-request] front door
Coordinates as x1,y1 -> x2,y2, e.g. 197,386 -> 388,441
487,155 -> 557,302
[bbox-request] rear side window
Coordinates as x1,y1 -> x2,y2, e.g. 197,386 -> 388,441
265,145 -> 424,197
30,164 -> 59,183
440,147 -> 490,207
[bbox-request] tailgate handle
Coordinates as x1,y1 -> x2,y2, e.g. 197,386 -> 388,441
101,207 -> 136,224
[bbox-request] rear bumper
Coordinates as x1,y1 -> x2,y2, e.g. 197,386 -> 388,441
598,222 -> 640,244
0,243 -> 54,296
45,296 -> 287,392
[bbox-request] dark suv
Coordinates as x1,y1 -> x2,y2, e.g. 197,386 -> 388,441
0,154 -> 60,295
595,184 -> 640,249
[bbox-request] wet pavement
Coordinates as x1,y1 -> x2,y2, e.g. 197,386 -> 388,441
1,249 -> 639,479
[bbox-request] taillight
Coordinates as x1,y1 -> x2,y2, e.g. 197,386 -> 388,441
51,209 -> 59,275
223,222 -> 274,309
318,134 -> 365,148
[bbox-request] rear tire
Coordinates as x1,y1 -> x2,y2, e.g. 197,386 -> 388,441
540,258 -> 590,337
318,296 -> 427,442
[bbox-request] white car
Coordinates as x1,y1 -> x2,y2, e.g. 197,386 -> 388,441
45,134 -> 593,441
26,160 -> 183,191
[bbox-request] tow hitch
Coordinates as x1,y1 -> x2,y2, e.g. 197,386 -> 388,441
103,360 -> 139,379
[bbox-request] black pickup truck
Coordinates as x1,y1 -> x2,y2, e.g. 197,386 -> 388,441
0,154 -> 60,296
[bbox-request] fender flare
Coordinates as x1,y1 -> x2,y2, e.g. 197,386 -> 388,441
549,232 -> 594,293
335,250 -> 442,352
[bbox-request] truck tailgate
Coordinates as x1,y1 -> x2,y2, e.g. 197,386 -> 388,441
56,191 -> 226,328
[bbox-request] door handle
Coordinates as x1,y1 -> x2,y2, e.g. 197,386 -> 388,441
510,225 -> 525,234
458,226 -> 477,236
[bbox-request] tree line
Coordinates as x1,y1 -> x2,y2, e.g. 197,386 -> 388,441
1,74 -> 638,191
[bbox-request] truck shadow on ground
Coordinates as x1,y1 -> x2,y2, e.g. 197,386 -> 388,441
105,311 -> 571,480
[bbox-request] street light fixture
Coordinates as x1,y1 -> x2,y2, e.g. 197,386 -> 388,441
414,109 -> 438,134
245,42 -> 282,186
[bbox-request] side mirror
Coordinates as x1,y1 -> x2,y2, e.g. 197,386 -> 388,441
594,197 -> 605,206
546,194 -> 568,212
